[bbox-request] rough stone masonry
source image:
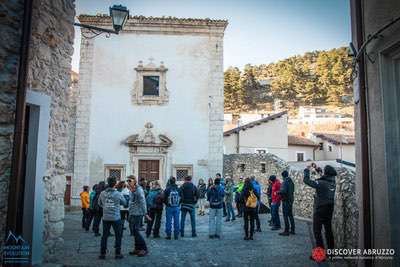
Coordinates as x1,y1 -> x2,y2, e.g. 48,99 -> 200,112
0,0 -> 75,263
223,153 -> 358,253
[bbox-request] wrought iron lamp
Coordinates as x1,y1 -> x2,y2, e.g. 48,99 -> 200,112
74,4 -> 129,38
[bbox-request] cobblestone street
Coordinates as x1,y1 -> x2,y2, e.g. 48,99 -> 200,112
51,211 -> 319,267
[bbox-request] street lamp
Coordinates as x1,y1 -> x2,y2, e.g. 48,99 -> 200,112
74,4 -> 129,37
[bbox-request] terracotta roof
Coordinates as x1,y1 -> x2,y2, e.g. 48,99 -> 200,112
224,111 -> 287,136
77,14 -> 228,29
288,135 -> 318,147
312,132 -> 355,145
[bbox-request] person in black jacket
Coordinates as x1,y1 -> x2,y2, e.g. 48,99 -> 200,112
278,170 -> 295,236
241,178 -> 260,240
304,165 -> 337,250
179,175 -> 199,237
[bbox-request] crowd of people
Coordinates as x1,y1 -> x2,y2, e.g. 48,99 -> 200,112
79,164 -> 337,261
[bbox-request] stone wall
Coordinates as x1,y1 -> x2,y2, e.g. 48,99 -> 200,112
0,0 -> 24,259
27,0 -> 75,262
223,153 -> 358,251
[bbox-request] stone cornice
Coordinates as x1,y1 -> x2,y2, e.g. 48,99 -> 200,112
77,14 -> 228,36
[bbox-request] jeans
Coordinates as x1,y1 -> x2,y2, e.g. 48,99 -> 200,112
100,220 -> 122,255
209,208 -> 222,236
82,208 -> 90,229
165,206 -> 180,237
226,201 -> 236,220
92,211 -> 102,233
271,202 -> 281,228
180,205 -> 196,236
129,215 -> 147,251
146,208 -> 162,237
120,210 -> 129,229
222,202 -> 227,216
243,209 -> 256,237
313,204 -> 334,249
282,201 -> 295,232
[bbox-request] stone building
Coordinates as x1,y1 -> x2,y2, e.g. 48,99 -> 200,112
71,15 -> 227,205
0,0 -> 75,264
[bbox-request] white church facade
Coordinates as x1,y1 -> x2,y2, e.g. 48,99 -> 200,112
71,15 -> 227,205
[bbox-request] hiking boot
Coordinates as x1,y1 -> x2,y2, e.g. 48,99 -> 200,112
249,236 -> 254,240
225,218 -> 230,222
192,233 -> 197,237
174,236 -> 179,240
129,250 -> 139,256
98,254 -> 106,260
165,236 -> 171,240
136,250 -> 148,257
209,235 -> 215,239
232,218 -> 236,221
180,233 -> 184,238
214,235 -> 220,239
290,230 -> 296,235
279,231 -> 290,236
115,254 -> 124,259
244,236 -> 249,240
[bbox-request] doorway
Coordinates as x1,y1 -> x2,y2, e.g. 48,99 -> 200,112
138,160 -> 160,181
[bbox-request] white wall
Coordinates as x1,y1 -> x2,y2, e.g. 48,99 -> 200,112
223,114 -> 288,160
86,32 -> 221,186
288,145 -> 315,162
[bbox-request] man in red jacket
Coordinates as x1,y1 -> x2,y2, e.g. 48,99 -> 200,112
269,175 -> 282,230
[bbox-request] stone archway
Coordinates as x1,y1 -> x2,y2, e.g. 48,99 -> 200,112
124,122 -> 172,185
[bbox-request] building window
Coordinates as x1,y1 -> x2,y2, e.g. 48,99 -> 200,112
256,149 -> 266,154
261,163 -> 266,173
296,152 -> 305,162
238,164 -> 245,172
104,164 -> 126,181
319,142 -> 324,150
143,76 -> 160,96
132,60 -> 169,105
328,145 -> 333,152
173,165 -> 193,182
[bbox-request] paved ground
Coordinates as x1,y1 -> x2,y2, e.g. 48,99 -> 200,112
52,210 -> 328,267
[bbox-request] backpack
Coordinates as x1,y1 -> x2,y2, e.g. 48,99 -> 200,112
92,192 -> 101,212
246,190 -> 257,208
147,190 -> 162,209
209,187 -> 223,208
168,188 -> 180,207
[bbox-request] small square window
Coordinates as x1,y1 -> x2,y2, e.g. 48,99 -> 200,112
256,149 -> 266,154
296,153 -> 305,162
176,169 -> 189,181
328,145 -> 333,152
319,142 -> 324,150
143,76 -> 160,96
261,163 -> 266,173
238,164 -> 245,172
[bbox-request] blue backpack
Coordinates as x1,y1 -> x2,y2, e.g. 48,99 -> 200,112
168,188 -> 180,207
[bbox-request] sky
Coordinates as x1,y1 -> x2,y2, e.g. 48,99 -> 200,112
72,0 -> 351,72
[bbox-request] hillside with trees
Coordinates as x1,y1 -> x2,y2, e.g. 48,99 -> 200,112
224,47 -> 354,112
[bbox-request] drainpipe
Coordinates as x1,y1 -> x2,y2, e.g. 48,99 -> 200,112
7,0 -> 33,234
352,0 -> 372,265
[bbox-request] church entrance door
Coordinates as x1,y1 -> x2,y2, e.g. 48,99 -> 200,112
138,160 -> 160,182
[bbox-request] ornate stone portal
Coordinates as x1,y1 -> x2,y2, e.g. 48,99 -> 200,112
124,123 -> 172,183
